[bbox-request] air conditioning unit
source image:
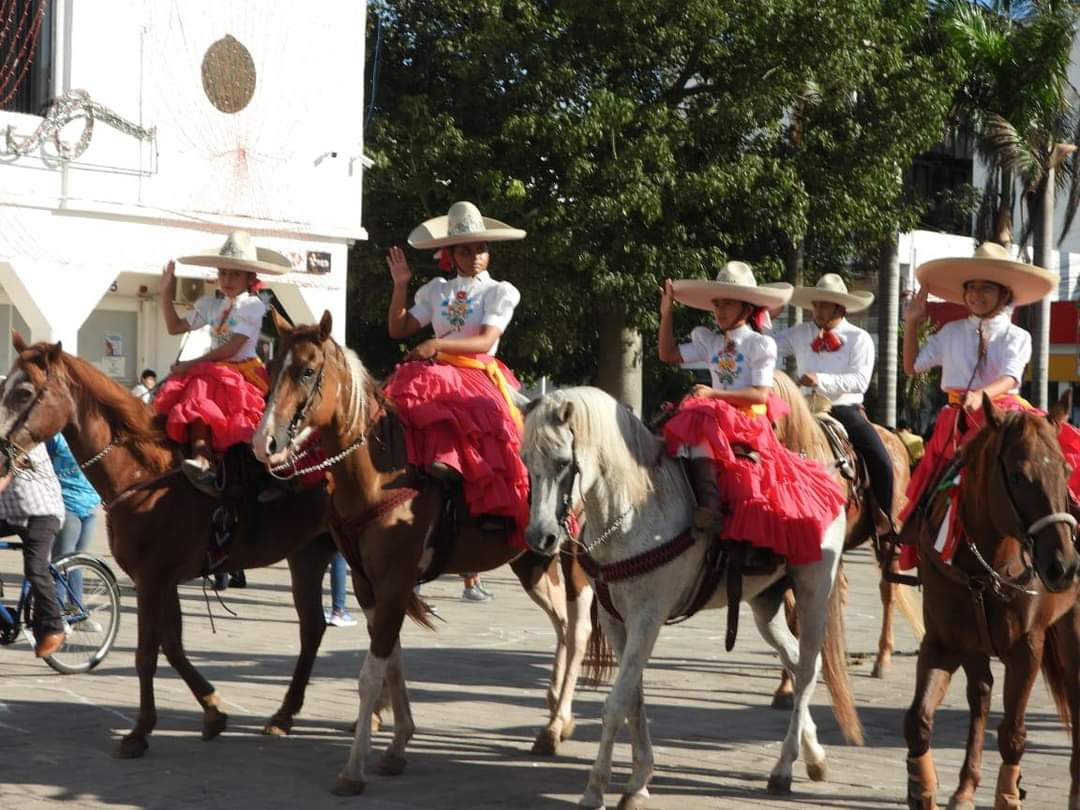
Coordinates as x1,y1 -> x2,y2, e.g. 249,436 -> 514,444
174,278 -> 205,306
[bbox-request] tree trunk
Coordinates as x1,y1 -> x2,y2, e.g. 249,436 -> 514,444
1030,171 -> 1054,410
782,238 -> 804,374
875,237 -> 900,427
596,302 -> 643,415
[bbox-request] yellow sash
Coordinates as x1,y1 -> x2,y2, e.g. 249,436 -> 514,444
946,390 -> 1030,408
436,352 -> 523,430
224,357 -> 269,395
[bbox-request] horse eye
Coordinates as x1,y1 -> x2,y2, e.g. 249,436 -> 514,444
302,368 -> 315,380
1009,470 -> 1026,486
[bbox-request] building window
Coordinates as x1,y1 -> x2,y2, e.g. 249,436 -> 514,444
0,0 -> 54,116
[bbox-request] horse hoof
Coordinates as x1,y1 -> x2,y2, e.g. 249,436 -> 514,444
616,792 -> 648,810
766,774 -> 792,795
332,776 -> 367,796
370,712 -> 382,734
377,752 -> 407,776
531,728 -> 559,756
261,722 -> 289,737
871,661 -> 890,679
560,717 -> 577,742
771,692 -> 794,711
946,798 -> 975,810
113,736 -> 148,759
201,711 -> 228,741
907,786 -> 938,810
806,761 -> 828,782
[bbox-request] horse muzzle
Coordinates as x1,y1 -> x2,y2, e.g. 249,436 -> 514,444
524,523 -> 560,557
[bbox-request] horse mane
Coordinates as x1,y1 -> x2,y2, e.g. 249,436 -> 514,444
52,350 -> 175,473
524,386 -> 659,508
771,370 -> 833,466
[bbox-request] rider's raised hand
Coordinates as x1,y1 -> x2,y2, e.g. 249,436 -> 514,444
660,279 -> 676,317
905,286 -> 929,324
387,246 -> 412,286
160,260 -> 176,292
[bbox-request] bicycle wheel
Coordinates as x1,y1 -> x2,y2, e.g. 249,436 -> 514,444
23,553 -> 122,674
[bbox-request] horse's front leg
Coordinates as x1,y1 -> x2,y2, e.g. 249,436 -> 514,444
994,634 -> 1044,810
375,638 -> 414,776
771,588 -> 798,710
904,639 -> 961,810
157,586 -> 227,741
581,608 -> 660,810
947,654 -> 992,810
264,536 -> 335,736
114,582 -> 162,758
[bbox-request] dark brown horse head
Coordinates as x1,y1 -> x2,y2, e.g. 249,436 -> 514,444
0,332 -> 74,474
254,310 -> 371,467
966,395 -> 1079,593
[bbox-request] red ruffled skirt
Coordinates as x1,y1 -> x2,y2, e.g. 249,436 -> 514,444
898,397 -> 1080,569
662,397 -> 845,565
383,356 -> 529,549
155,359 -> 269,453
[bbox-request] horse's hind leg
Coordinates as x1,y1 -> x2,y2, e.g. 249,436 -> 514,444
157,586 -> 227,741
114,583 -> 163,759
949,654 -> 993,810
771,588 -> 797,710
872,571 -> 897,679
264,536 -> 335,736
1051,607 -> 1080,810
555,578 -> 595,744
904,639 -> 961,810
993,636 -> 1044,810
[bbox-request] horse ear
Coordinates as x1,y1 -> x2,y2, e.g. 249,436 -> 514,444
11,329 -> 28,353
271,307 -> 293,337
47,342 -> 62,363
982,392 -> 1002,428
521,396 -> 543,418
1049,386 -> 1073,426
558,400 -> 574,425
318,310 -> 333,341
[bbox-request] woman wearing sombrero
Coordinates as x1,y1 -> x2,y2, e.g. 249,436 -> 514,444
384,201 -> 529,547
158,231 -> 290,492
658,262 -> 846,566
901,241 -> 1080,533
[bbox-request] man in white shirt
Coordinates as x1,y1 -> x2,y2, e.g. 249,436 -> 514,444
775,274 -> 896,532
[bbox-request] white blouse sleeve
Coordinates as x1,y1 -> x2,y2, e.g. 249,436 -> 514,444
185,295 -> 213,330
230,296 -> 267,339
913,324 -> 946,374
408,278 -> 443,328
1000,326 -> 1032,383
678,326 -> 713,365
773,325 -> 796,360
480,281 -> 521,332
748,334 -> 777,387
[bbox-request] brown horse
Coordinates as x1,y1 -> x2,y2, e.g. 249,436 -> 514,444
903,396 -> 1079,810
771,371 -> 918,693
253,311 -> 542,795
0,336 -> 338,756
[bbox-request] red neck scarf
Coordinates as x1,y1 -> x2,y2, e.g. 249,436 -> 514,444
811,328 -> 843,353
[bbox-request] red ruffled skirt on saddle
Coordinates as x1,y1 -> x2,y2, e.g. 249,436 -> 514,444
383,356 -> 529,549
898,396 -> 1080,570
155,359 -> 269,453
662,397 -> 845,565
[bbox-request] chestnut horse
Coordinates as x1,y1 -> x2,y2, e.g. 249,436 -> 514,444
254,311 -> 552,795
0,336 -> 337,756
903,397 -> 1079,810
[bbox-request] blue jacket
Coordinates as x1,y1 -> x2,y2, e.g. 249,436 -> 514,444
45,434 -> 102,519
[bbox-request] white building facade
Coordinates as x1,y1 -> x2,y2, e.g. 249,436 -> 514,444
0,1 -> 367,382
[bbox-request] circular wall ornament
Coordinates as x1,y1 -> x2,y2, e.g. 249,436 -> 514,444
201,35 -> 256,113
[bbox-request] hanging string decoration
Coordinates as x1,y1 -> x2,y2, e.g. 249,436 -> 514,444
3,88 -> 157,160
0,0 -> 48,108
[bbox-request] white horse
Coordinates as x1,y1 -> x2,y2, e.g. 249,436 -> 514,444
522,386 -> 862,808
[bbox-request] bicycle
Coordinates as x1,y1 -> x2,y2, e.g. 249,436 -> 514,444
0,540 -> 122,674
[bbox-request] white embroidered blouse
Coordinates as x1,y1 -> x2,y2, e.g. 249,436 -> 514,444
914,311 -> 1030,393
679,324 -> 777,390
408,271 -> 520,356
186,292 -> 267,361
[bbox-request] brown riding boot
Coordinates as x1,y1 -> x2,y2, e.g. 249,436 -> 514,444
688,458 -> 724,542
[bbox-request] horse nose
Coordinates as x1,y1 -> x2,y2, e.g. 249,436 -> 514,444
268,436 -> 278,455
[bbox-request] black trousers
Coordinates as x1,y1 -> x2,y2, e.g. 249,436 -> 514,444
1,516 -> 64,635
830,405 -> 895,521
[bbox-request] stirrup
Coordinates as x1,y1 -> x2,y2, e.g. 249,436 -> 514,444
427,462 -> 463,485
182,458 -> 218,496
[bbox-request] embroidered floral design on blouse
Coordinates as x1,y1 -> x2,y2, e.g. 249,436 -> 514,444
710,338 -> 743,387
441,288 -> 475,329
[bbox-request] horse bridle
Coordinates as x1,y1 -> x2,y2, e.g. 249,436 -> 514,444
0,365 -> 54,472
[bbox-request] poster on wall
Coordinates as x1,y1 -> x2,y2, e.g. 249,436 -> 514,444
101,356 -> 125,378
104,333 -> 124,357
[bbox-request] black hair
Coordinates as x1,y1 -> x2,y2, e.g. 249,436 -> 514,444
140,368 -> 157,380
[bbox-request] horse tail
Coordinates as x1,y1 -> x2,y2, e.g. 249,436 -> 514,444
820,560 -> 865,745
405,589 -> 436,631
582,596 -> 616,686
1041,620 -> 1073,731
893,582 -> 925,641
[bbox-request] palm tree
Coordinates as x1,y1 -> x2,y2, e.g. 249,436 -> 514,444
938,0 -> 1079,408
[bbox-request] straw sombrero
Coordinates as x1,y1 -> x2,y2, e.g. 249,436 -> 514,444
915,242 -> 1057,307
672,261 -> 793,311
408,201 -> 526,250
177,231 -> 292,275
789,273 -> 874,313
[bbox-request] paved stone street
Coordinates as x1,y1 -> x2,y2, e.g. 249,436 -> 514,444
0,527 -> 1073,809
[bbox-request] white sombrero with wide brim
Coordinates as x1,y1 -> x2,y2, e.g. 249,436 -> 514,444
177,231 -> 292,275
790,273 -> 874,312
408,201 -> 526,250
916,241 -> 1057,307
672,261 -> 793,311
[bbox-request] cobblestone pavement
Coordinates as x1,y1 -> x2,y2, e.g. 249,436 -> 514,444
0,528 -> 1073,809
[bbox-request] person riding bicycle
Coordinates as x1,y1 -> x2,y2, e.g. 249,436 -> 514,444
0,442 -> 67,657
